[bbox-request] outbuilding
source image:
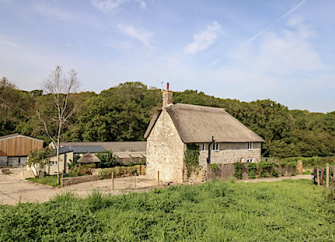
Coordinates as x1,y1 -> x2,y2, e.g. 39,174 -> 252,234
0,134 -> 44,166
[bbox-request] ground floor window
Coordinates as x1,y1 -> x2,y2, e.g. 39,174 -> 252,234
246,158 -> 254,163
51,161 -> 57,165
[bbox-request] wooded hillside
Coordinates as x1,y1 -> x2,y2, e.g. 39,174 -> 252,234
1,77 -> 334,158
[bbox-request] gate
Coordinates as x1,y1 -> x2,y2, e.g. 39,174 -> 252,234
207,163 -> 235,180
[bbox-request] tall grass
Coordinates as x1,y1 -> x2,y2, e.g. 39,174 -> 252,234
1,180 -> 334,241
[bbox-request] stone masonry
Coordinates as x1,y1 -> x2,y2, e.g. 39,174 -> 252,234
146,111 -> 186,183
198,142 -> 262,169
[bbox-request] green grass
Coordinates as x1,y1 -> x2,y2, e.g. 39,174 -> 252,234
26,175 -> 61,187
1,179 -> 335,241
302,171 -> 312,175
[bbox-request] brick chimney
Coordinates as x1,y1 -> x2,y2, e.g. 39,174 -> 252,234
163,83 -> 173,109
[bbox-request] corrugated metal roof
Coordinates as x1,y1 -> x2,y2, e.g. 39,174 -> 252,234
59,141 -> 146,152
144,104 -> 264,143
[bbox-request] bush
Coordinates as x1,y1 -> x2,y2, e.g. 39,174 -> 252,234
98,165 -> 142,180
67,164 -> 95,177
233,163 -> 244,179
247,163 -> 257,179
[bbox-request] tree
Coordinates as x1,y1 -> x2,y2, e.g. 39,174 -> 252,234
96,150 -> 115,168
37,66 -> 80,184
27,147 -> 55,178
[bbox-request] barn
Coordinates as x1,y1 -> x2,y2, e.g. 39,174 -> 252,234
0,134 -> 44,166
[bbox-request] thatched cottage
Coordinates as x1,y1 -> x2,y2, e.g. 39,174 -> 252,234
144,85 -> 264,183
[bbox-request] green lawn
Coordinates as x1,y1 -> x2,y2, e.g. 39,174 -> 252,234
26,176 -> 61,187
1,179 -> 335,241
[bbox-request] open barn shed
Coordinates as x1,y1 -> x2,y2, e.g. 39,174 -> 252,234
0,134 -> 44,166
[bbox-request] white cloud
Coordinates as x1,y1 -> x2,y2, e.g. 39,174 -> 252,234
135,0 -> 146,9
184,21 -> 221,55
91,0 -> 147,13
255,18 -> 323,74
91,0 -> 128,14
118,25 -> 155,49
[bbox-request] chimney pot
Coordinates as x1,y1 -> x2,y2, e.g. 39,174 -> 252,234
167,82 -> 169,90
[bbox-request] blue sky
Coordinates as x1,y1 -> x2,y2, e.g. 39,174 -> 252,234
1,0 -> 335,112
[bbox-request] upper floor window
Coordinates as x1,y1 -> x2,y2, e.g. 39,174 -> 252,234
201,143 -> 206,152
248,142 -> 253,150
212,143 -> 219,151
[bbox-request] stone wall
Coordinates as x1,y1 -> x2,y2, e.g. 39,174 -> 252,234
199,142 -> 262,169
146,111 -> 185,183
62,175 -> 99,187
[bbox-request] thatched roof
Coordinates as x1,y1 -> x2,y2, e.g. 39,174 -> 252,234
77,153 -> 101,163
144,104 -> 264,143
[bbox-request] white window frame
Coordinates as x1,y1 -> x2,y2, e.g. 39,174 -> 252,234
212,142 -> 219,151
248,142 -> 253,150
246,158 -> 254,163
201,143 -> 206,152
51,161 -> 57,165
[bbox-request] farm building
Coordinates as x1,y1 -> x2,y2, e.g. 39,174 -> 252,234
0,134 -> 44,167
144,85 -> 264,183
51,141 -> 147,165
37,141 -> 147,175
35,146 -> 107,175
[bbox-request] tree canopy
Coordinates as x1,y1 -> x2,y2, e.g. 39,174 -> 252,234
1,78 -> 334,158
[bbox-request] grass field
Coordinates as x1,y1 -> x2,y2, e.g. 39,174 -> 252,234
26,176 -> 61,187
1,179 -> 335,241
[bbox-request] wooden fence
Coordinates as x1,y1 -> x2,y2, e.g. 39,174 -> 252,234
207,164 -> 235,180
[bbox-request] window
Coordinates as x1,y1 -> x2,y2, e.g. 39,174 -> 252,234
246,158 -> 254,163
201,143 -> 206,152
51,161 -> 57,165
212,143 -> 219,151
248,142 -> 253,150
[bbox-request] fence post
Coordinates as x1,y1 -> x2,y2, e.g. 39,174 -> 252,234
112,172 -> 114,190
317,168 -> 320,185
314,166 -> 317,185
321,168 -> 324,186
157,171 -> 159,186
326,163 -> 329,188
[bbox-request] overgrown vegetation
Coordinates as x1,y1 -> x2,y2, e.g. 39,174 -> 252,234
1,180 -> 335,241
26,175 -> 61,187
233,162 -> 244,179
234,160 -> 298,179
67,164 -> 95,177
2,78 -> 335,158
98,165 -> 142,179
184,144 -> 200,177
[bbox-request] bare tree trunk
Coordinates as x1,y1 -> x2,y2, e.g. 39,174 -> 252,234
56,124 -> 61,185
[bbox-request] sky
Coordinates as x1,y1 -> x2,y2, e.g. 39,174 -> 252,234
0,0 -> 335,113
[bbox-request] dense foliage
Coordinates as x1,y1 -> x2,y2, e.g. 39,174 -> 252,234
98,165 -> 142,179
1,77 -> 335,158
184,144 -> 201,177
1,180 -> 335,241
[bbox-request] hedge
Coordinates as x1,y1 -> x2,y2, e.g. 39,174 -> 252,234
98,165 -> 142,180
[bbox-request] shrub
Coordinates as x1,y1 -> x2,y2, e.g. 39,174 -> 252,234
233,163 -> 244,179
209,163 -> 219,172
98,165 -> 142,180
247,163 -> 257,179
